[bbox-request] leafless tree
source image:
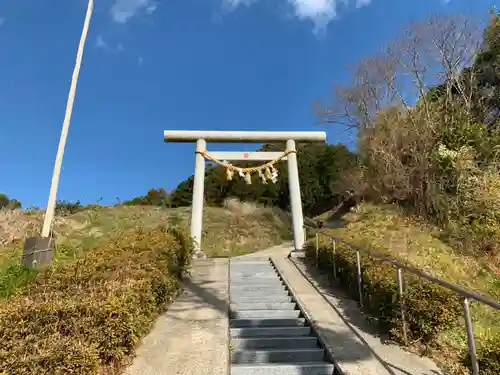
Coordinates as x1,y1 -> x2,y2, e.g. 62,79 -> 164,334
316,13 -> 482,131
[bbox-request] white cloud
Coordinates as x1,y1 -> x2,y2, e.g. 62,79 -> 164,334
111,0 -> 157,23
288,0 -> 337,31
355,0 -> 372,7
221,0 -> 258,11
220,0 -> 372,32
95,35 -> 108,49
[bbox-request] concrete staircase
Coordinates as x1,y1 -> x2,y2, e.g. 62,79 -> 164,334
229,259 -> 335,375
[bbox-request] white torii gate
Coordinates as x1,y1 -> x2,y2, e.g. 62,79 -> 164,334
163,130 -> 327,252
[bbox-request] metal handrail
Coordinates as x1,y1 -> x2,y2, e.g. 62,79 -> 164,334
303,224 -> 500,375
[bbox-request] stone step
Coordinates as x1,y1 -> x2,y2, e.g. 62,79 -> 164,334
231,318 -> 306,328
230,275 -> 278,280
230,264 -> 275,268
230,295 -> 292,304
231,274 -> 280,283
231,348 -> 325,364
230,265 -> 274,268
231,362 -> 335,375
231,280 -> 282,286
230,279 -> 284,286
230,290 -> 289,298
230,302 -> 296,311
230,284 -> 285,290
230,326 -> 311,338
231,309 -> 300,319
231,270 -> 276,272
229,259 -> 334,375
229,266 -> 276,275
232,336 -> 318,350
230,285 -> 286,293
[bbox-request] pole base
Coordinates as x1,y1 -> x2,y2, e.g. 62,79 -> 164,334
21,236 -> 54,269
193,250 -> 208,259
289,250 -> 307,259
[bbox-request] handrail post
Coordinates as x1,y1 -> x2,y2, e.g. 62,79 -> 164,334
356,250 -> 363,307
331,238 -> 337,279
396,267 -> 407,344
315,232 -> 319,266
463,298 -> 479,375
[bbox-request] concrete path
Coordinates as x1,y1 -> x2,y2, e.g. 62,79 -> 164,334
123,258 -> 229,375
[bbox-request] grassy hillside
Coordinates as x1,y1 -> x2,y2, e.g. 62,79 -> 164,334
0,200 -> 292,374
1,199 -> 292,253
1,200 -> 293,298
310,203 -> 500,374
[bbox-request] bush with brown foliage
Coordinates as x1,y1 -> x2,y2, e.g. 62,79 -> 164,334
319,13 -> 500,258
0,225 -> 193,375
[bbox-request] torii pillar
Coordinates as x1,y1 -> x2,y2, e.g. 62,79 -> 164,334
163,130 -> 327,252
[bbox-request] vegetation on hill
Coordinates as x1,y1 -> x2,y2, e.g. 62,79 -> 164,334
0,200 -> 291,374
0,194 -> 21,210
126,142 -> 358,218
318,12 -> 500,259
309,11 -> 500,375
307,204 -> 499,374
0,225 -> 193,375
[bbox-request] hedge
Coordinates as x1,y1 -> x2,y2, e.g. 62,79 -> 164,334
0,226 -> 193,375
467,336 -> 500,375
306,236 -> 500,374
305,237 -> 462,344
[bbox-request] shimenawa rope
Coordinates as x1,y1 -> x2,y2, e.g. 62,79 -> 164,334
197,149 -> 295,184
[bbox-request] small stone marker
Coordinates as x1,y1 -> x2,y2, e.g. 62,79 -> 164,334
21,236 -> 54,269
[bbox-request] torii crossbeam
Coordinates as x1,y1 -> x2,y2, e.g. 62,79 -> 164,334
163,130 -> 327,253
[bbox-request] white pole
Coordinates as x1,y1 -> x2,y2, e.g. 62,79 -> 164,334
190,139 -> 206,251
286,139 -> 305,250
41,0 -> 94,238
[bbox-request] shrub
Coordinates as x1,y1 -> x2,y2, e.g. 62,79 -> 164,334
0,225 -> 193,374
469,336 -> 500,375
0,194 -> 22,210
306,237 -> 462,346
394,276 -> 461,344
56,200 -> 83,215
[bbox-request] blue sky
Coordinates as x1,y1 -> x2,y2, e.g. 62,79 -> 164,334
0,0 -> 496,208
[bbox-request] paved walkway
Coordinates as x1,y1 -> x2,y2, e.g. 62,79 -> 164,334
124,244 -> 444,375
124,258 -> 229,375
270,249 -> 444,375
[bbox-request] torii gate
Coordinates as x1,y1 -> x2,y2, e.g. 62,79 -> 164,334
163,130 -> 327,252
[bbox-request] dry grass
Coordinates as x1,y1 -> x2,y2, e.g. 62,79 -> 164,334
0,202 -> 292,296
0,202 -> 291,258
205,199 -> 292,256
320,203 -> 500,374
